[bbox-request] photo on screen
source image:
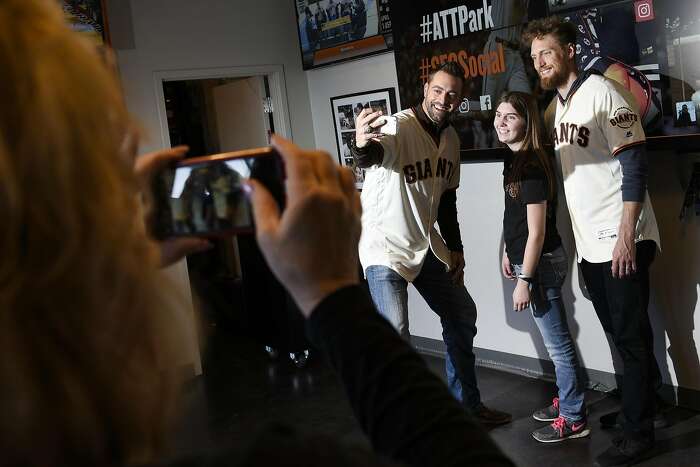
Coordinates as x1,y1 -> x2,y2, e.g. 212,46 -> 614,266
162,159 -> 254,236
63,0 -> 109,45
295,0 -> 393,69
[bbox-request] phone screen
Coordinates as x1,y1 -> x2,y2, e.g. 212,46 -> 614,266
379,116 -> 397,136
151,148 -> 284,238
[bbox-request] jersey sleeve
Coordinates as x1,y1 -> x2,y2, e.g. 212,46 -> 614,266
599,80 -> 646,157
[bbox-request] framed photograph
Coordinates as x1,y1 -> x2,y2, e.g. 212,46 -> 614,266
330,87 -> 397,189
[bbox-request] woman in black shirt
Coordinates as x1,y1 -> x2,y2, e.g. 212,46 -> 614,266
494,92 -> 587,443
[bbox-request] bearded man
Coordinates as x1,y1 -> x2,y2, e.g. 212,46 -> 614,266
350,61 -> 512,426
525,16 -> 661,467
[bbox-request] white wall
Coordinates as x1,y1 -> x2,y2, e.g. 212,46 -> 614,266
306,53 -> 400,158
408,164 -> 625,372
646,155 -> 700,392
109,0 -> 315,152
307,52 -> 700,393
107,0 -> 317,375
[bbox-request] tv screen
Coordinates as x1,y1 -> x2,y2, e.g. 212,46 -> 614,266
295,0 -> 393,69
390,0 -> 700,160
63,0 -> 110,46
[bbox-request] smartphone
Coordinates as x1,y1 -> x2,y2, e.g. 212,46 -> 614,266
151,147 -> 285,239
378,115 -> 397,135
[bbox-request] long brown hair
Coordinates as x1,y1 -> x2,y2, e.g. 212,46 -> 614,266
498,91 -> 556,200
0,1 -> 188,465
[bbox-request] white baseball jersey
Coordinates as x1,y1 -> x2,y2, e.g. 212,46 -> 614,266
553,73 -> 660,263
359,109 -> 461,281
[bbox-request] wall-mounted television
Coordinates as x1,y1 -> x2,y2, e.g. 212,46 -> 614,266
63,0 -> 110,46
390,0 -> 700,161
294,0 -> 393,70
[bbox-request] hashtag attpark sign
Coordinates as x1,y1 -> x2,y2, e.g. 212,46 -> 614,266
389,0 -> 558,161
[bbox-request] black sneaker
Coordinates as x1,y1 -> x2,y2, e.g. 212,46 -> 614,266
532,416 -> 590,443
600,410 -> 669,430
470,403 -> 512,426
532,397 -> 559,422
593,436 -> 655,467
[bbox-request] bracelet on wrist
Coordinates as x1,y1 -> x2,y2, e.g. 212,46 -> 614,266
517,274 -> 533,284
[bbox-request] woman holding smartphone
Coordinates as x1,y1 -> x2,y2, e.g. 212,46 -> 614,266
494,92 -> 588,443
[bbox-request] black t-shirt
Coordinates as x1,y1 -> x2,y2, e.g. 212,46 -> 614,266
502,153 -> 562,265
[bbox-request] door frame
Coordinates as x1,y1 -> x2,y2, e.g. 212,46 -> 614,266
153,64 -> 292,148
151,66 -> 292,377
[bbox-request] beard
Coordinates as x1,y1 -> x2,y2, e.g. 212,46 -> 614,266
539,62 -> 570,90
424,101 -> 451,125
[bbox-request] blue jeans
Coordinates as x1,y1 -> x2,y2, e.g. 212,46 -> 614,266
512,246 -> 585,421
366,250 -> 482,409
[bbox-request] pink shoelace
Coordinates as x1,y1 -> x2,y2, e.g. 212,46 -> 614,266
552,397 -> 559,409
552,416 -> 566,435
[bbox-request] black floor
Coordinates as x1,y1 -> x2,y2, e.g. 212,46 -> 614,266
172,324 -> 700,466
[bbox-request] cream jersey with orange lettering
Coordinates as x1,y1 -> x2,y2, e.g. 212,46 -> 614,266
358,108 -> 460,281
553,73 -> 660,263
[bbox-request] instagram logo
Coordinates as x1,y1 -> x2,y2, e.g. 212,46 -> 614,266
634,0 -> 655,22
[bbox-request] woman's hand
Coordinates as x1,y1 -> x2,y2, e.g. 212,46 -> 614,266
512,280 -> 531,312
501,251 -> 514,280
249,135 -> 362,317
134,145 -> 213,267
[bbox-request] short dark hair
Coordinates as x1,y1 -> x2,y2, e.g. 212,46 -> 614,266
523,15 -> 577,49
428,61 -> 465,86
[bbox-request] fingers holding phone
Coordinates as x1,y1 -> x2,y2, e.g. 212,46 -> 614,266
158,237 -> 213,267
135,145 -> 189,185
135,146 -> 213,266
136,145 -> 189,230
354,108 -> 395,148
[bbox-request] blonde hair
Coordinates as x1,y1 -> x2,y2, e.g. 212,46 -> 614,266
0,1 -> 187,465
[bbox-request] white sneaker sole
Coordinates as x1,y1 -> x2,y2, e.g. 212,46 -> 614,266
532,428 -> 591,443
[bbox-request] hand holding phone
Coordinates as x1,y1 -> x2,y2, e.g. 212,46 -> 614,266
377,115 -> 397,135
248,136 -> 361,316
135,146 -> 213,265
150,147 -> 284,239
355,109 -> 395,148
